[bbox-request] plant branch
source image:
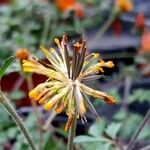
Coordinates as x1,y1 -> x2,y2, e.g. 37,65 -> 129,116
0,90 -> 37,150
92,9 -> 117,44
26,75 -> 43,150
40,9 -> 51,46
67,115 -> 77,150
122,77 -> 132,112
140,145 -> 150,150
43,110 -> 56,131
126,109 -> 150,150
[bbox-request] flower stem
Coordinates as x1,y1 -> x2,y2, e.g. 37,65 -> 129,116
67,115 -> 77,150
92,9 -> 117,44
40,9 -> 51,46
0,90 -> 37,150
43,110 -> 56,131
126,108 -> 150,150
26,75 -> 43,150
140,145 -> 150,150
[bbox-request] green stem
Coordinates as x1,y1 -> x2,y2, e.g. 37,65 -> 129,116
126,108 -> 150,150
92,9 -> 117,44
0,90 -> 37,150
67,115 -> 77,150
26,75 -> 43,150
43,110 -> 56,131
40,8 -> 51,46
140,145 -> 150,150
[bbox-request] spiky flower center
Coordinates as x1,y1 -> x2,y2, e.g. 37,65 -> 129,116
22,34 -> 116,131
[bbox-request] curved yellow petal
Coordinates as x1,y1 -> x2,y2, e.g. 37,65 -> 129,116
44,86 -> 70,110
80,83 -> 116,105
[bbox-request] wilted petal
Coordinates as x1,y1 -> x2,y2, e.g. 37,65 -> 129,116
80,83 -> 116,104
23,60 -> 65,81
64,114 -> 74,131
44,85 -> 70,110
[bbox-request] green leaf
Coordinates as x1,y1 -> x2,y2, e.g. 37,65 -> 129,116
74,135 -> 106,143
88,119 -> 106,137
82,142 -> 105,150
105,123 -> 122,139
114,109 -> 127,120
0,56 -> 14,79
44,136 -> 66,150
9,90 -> 25,100
0,105 -> 10,125
119,113 -> 142,139
103,143 -> 112,150
7,127 -> 18,139
13,141 -> 22,150
25,113 -> 36,129
138,124 -> 150,140
129,89 -> 150,103
0,132 -> 7,143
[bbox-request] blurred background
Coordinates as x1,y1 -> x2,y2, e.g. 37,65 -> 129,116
0,0 -> 150,150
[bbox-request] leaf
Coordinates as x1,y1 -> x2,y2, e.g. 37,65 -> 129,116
9,90 -> 25,100
119,113 -> 142,139
25,113 -> 36,129
74,135 -> 106,143
114,109 -> 127,120
44,136 -> 66,150
129,89 -> 150,103
0,56 -> 14,79
7,127 -> 18,139
88,119 -> 106,137
82,142 -> 105,150
138,124 -> 150,140
103,143 -> 112,150
105,122 -> 122,139
0,132 -> 7,143
0,105 -> 11,125
13,141 -> 22,150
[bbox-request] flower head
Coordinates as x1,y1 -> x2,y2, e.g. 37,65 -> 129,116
141,31 -> 150,53
55,0 -> 84,18
112,19 -> 122,37
135,13 -> 145,31
16,48 -> 30,61
23,34 -> 116,131
116,0 -> 133,13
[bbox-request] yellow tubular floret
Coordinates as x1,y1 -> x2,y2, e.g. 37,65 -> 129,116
38,91 -> 54,104
50,48 -> 63,64
99,60 -> 114,68
44,85 -> 70,110
40,46 -> 64,73
82,60 -> 114,77
54,38 -> 65,62
79,83 -> 116,105
29,81 -> 62,101
29,82 -> 53,101
23,59 -> 51,77
23,59 -> 65,81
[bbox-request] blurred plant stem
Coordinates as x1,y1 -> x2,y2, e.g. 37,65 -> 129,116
126,108 -> 150,150
67,115 -> 77,150
92,8 -> 118,44
140,145 -> 150,150
122,77 -> 132,112
0,90 -> 37,150
40,8 -> 52,46
26,75 -> 43,150
12,76 -> 24,91
43,110 -> 56,131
